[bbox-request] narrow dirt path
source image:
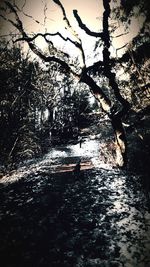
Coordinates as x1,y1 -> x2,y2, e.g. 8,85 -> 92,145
0,139 -> 150,267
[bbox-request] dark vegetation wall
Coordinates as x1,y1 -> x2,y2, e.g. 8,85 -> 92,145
0,40 -> 93,165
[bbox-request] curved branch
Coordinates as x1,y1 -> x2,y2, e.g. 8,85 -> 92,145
85,60 -> 104,74
24,40 -> 80,79
14,33 -> 70,63
4,1 -> 24,33
52,0 -> 85,68
28,42 -> 69,68
0,13 -> 18,29
53,0 -> 78,40
15,32 -> 83,53
80,72 -> 111,113
3,1 -> 81,80
26,41 -> 81,80
73,10 -> 104,38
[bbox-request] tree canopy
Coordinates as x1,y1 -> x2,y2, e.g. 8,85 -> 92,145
0,0 -> 149,167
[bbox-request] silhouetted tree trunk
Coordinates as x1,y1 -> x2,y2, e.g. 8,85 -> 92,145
101,0 -> 129,166
78,0 -> 130,166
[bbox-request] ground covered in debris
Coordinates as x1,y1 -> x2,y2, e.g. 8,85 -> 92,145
0,134 -> 150,267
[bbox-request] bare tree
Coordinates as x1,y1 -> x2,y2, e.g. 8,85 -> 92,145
0,0 -> 130,167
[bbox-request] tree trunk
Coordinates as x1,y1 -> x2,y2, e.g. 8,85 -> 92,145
111,114 -> 127,167
101,0 -> 128,167
81,72 -> 128,167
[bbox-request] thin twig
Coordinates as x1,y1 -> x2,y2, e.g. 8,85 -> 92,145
8,137 -> 19,158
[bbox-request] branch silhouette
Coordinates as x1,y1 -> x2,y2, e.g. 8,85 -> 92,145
73,10 -> 104,38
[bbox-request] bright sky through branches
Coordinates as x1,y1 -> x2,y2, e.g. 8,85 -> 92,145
0,0 -> 144,64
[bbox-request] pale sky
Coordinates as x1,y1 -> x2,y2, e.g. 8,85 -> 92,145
0,0 -> 144,63
0,0 -> 101,37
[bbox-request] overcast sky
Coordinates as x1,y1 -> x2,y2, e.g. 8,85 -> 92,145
0,0 -> 101,35
0,0 -> 144,62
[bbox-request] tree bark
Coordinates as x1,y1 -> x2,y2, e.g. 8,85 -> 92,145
111,114 -> 127,167
80,72 -> 128,167
74,0 -> 129,167
101,0 -> 129,167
